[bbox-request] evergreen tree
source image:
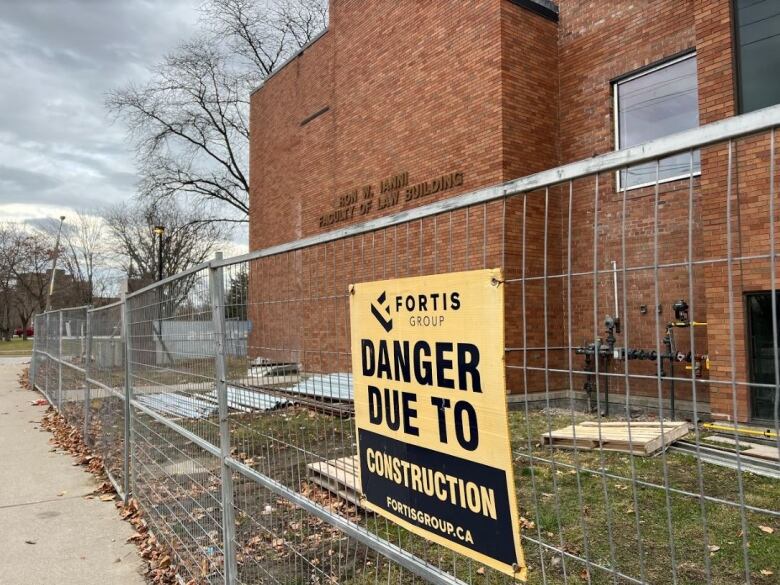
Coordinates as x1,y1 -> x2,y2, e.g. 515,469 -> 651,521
225,269 -> 248,320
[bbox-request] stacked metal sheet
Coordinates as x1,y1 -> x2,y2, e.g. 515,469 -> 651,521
203,385 -> 289,412
286,373 -> 353,401
137,385 -> 289,419
136,392 -> 218,419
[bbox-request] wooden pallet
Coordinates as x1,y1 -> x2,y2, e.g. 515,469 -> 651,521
306,455 -> 363,507
706,436 -> 780,461
542,421 -> 690,456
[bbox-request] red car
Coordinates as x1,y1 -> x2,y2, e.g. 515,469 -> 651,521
14,327 -> 34,337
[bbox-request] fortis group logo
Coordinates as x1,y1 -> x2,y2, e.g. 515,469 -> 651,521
370,290 -> 461,331
370,291 -> 393,332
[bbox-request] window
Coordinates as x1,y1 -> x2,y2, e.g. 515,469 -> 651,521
735,0 -> 780,113
614,54 -> 700,190
746,292 -> 780,421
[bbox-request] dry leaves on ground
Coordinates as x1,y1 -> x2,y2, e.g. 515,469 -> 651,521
18,367 -> 31,390
38,407 -> 186,584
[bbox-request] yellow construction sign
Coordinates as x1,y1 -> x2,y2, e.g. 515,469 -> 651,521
349,269 -> 526,579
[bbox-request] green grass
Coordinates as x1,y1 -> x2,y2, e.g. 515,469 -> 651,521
0,337 -> 33,356
219,408 -> 780,585
507,411 -> 780,584
113,383 -> 780,585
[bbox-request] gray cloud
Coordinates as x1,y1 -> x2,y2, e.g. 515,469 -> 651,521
0,0 -> 201,221
0,164 -> 59,193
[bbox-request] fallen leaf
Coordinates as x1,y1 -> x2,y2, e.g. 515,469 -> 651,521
476,566 -> 485,575
761,569 -> 773,576
99,495 -> 114,502
57,491 -> 66,497
759,525 -> 775,534
24,540 -> 36,545
708,545 -> 720,553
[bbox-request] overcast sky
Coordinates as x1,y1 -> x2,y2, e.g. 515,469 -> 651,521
0,0 -> 201,224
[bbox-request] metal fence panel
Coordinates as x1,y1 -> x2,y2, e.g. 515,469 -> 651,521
88,302 -> 128,497
125,267 -> 227,582
57,307 -> 88,429
27,107 -> 780,585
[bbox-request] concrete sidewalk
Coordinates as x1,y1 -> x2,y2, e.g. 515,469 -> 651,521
0,358 -> 145,585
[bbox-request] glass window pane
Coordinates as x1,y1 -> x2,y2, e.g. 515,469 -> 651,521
620,151 -> 701,188
616,55 -> 700,189
735,0 -> 780,113
747,292 -> 780,420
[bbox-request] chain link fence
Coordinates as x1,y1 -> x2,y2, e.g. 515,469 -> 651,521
30,104 -> 780,585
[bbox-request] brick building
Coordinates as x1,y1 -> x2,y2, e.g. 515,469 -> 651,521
249,0 -> 780,423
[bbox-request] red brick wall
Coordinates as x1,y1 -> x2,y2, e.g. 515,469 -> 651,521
249,0 -> 778,421
551,0 -> 777,421
249,0 -> 558,393
552,1 -> 709,411
694,0 -> 756,421
696,0 -> 777,422
249,29 -> 334,250
700,132 -> 779,422
251,0 -> 509,250
557,0 -> 696,164
501,1 -> 561,393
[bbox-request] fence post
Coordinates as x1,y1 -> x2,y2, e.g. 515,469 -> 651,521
30,315 -> 38,392
83,308 -> 93,445
122,293 -> 132,504
57,310 -> 63,412
47,312 -> 52,401
210,252 -> 238,585
44,312 -> 49,400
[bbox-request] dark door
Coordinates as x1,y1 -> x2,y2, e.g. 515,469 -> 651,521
746,292 -> 780,421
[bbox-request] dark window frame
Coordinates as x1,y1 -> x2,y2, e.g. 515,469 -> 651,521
744,290 -> 780,422
732,0 -> 780,114
731,0 -> 744,115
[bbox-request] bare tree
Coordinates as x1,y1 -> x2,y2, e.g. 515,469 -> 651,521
107,0 -> 328,223
103,199 -> 226,286
204,0 -> 328,75
36,211 -> 110,305
108,38 -> 251,221
14,237 -> 54,330
0,225 -> 17,341
0,224 -> 53,337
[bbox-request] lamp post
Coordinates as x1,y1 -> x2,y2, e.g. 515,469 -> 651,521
153,225 -> 165,281
45,215 -> 66,312
152,225 -> 165,365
